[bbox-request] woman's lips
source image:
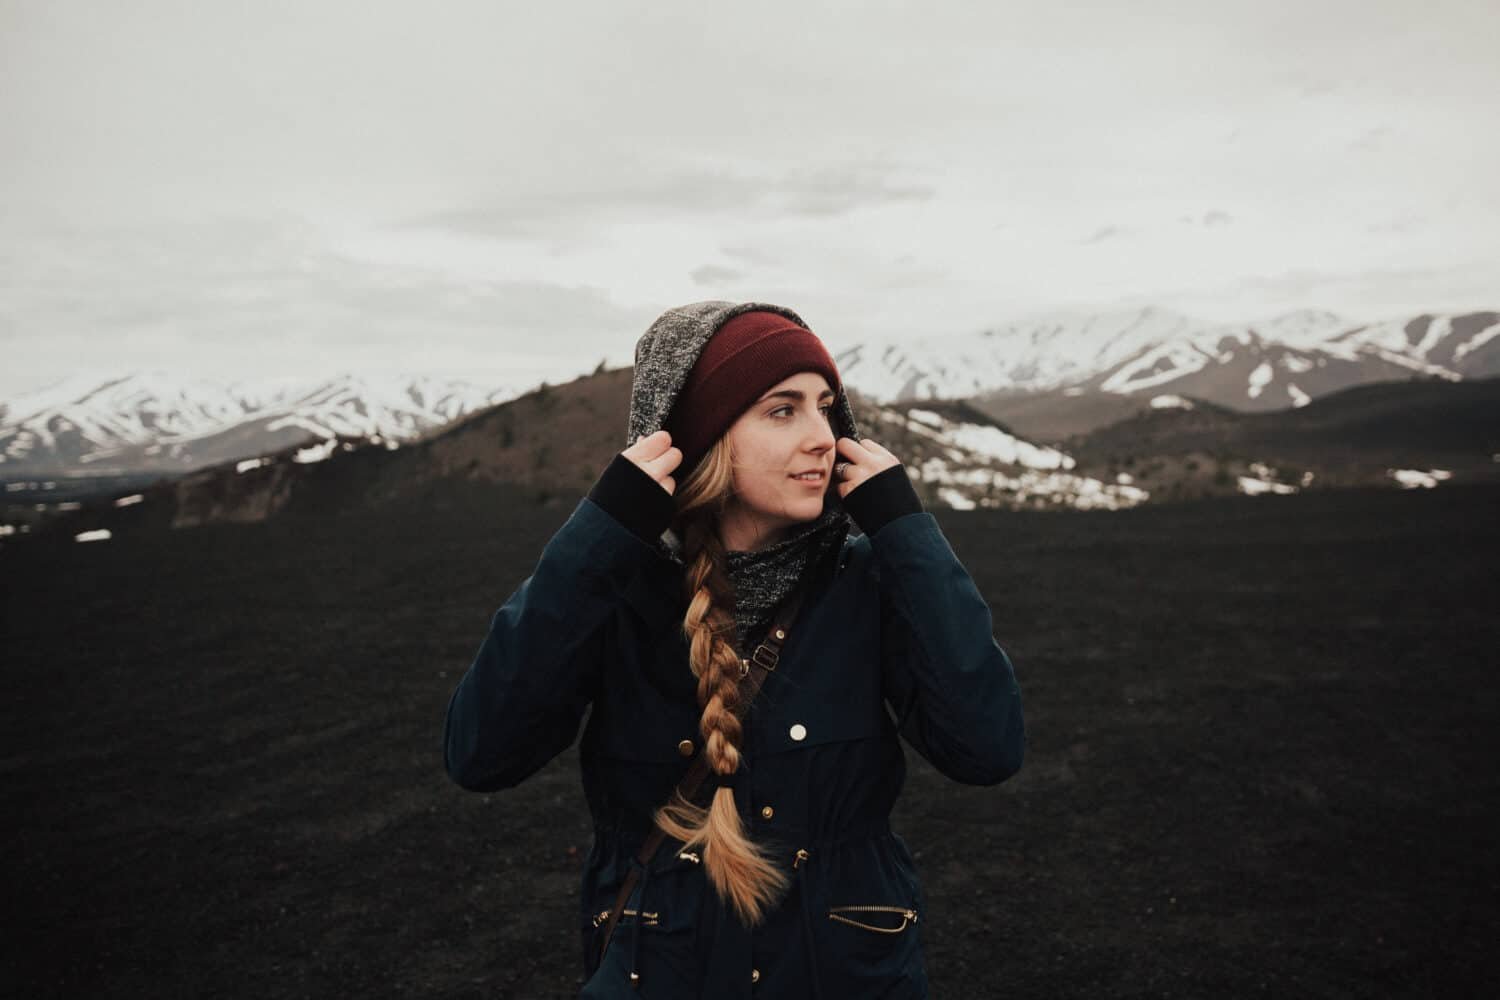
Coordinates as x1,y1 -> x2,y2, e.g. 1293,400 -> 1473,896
789,470 -> 826,487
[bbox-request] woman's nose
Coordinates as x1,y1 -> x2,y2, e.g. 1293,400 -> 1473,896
806,414 -> 836,449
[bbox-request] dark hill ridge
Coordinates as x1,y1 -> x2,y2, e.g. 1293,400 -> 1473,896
1057,375 -> 1500,501
1070,374 -> 1500,458
966,385 -> 1152,445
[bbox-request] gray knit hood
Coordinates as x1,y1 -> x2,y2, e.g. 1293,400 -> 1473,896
626,300 -> 857,652
626,300 -> 862,452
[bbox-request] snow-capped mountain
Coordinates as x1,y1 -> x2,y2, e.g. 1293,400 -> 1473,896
835,307 -> 1500,412
8,305 -> 1495,481
0,371 -> 535,477
10,362 -> 1494,550
836,306 -> 1204,400
1324,312 -> 1500,372
9,370 -> 1155,550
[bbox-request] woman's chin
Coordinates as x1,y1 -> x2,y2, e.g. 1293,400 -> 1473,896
787,493 -> 827,519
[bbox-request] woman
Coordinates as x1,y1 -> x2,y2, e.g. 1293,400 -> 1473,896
443,301 -> 1025,999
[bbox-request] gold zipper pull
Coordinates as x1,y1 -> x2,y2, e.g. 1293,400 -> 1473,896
793,848 -> 810,869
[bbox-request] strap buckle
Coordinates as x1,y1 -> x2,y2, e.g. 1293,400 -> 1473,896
750,644 -> 780,672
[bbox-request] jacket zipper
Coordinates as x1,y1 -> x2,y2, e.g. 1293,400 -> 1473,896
827,904 -> 919,934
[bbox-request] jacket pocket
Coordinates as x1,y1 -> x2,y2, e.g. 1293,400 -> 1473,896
581,870 -> 705,995
820,899 -> 925,999
582,906 -> 675,986
827,903 -> 919,934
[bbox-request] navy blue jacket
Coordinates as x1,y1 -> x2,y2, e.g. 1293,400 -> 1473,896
443,457 -> 1025,999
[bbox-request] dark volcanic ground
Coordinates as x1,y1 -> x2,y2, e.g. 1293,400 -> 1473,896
4,482 -> 1498,998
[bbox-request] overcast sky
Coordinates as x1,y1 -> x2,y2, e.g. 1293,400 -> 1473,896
2,0 -> 1496,400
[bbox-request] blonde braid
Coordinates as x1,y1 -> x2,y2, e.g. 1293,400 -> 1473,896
654,514 -> 790,926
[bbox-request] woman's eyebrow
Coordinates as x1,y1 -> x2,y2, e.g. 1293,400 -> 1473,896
756,388 -> 837,403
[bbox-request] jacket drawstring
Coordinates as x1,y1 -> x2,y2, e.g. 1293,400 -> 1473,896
794,848 -> 824,1000
627,858 -> 652,988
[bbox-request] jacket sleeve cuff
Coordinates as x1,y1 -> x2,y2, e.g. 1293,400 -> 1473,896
843,463 -> 924,537
586,452 -> 677,544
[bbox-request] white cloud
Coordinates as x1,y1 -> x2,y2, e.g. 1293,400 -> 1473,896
1,0 -> 1496,397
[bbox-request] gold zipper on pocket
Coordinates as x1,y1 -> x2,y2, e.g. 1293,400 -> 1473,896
827,904 -> 919,934
592,908 -> 660,928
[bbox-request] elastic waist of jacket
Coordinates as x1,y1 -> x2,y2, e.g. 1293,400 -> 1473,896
783,815 -> 894,855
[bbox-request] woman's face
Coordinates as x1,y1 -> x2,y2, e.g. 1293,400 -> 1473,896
718,371 -> 838,552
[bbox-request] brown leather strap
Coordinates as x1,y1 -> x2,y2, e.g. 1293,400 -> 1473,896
596,573 -> 814,972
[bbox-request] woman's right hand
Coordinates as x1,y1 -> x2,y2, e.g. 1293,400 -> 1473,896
623,430 -> 683,496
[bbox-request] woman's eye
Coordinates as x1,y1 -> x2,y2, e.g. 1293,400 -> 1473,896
771,403 -> 835,419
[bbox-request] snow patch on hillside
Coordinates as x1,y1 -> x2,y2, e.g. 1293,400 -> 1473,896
1453,320 -> 1500,362
1247,363 -> 1273,399
1388,468 -> 1452,489
1238,461 -> 1301,496
1149,394 -> 1194,410
293,439 -> 338,464
905,409 -> 1073,470
912,454 -> 1147,510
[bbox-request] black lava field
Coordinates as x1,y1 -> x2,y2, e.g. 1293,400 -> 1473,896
4,482 -> 1497,998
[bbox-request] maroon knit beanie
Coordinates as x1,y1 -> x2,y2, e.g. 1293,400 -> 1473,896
665,309 -> 842,478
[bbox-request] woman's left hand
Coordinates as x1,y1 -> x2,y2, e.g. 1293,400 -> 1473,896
833,437 -> 902,499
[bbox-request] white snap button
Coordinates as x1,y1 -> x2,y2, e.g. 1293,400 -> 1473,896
789,723 -> 807,741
